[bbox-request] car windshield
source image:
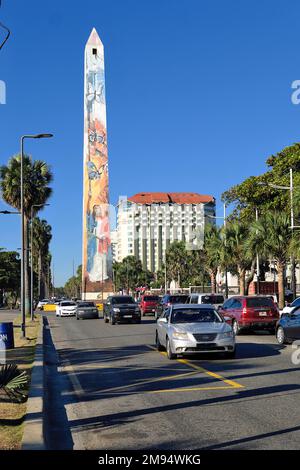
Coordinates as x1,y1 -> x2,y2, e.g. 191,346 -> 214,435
112,297 -> 135,304
61,302 -> 76,306
169,295 -> 189,303
143,296 -> 159,301
77,302 -> 95,307
171,308 -> 222,323
246,297 -> 274,308
291,298 -> 300,307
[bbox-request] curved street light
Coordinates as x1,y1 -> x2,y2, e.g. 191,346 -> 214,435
20,133 -> 54,338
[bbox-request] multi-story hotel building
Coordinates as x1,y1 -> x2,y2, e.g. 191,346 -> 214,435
112,192 -> 216,273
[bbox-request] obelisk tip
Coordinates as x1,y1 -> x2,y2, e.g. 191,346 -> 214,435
86,27 -> 103,47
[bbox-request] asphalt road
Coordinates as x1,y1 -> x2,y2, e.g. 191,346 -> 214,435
0,309 -> 19,323
43,312 -> 300,450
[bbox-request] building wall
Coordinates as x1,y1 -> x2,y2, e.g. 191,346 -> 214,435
115,196 -> 216,272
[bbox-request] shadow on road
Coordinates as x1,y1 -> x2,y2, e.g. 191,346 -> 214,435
66,383 -> 300,439
43,316 -> 74,450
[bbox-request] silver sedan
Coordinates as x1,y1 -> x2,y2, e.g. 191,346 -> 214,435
155,304 -> 236,359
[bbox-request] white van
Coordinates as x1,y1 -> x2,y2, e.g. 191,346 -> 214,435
186,293 -> 225,308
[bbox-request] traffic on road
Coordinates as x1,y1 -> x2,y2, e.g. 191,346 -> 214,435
41,292 -> 300,450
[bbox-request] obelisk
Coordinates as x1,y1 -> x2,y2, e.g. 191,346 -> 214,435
82,28 -> 112,300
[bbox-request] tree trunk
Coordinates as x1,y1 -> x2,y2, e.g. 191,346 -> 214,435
277,261 -> 285,310
245,259 -> 256,295
238,266 -> 246,296
38,251 -> 42,300
210,270 -> 217,294
24,217 -> 30,317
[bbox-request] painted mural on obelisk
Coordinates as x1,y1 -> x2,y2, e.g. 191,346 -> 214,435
82,28 -> 112,298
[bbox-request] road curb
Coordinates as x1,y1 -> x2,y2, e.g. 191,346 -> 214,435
22,318 -> 45,450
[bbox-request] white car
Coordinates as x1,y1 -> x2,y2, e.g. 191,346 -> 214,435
37,299 -> 50,310
156,304 -> 236,359
56,300 -> 77,317
281,297 -> 300,316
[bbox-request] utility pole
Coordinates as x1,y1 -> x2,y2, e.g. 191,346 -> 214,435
255,208 -> 260,295
164,255 -> 167,294
223,204 -> 229,299
290,169 -> 297,300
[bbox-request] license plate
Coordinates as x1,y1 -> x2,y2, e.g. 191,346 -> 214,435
259,312 -> 267,316
123,315 -> 132,318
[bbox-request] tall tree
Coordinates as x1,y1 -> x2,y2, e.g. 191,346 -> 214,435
247,211 -> 292,309
203,225 -> 221,293
224,221 -> 251,295
0,249 -> 20,306
222,142 -> 300,221
0,154 -> 53,313
32,217 -> 52,300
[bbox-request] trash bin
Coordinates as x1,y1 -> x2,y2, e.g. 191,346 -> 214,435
0,322 -> 15,350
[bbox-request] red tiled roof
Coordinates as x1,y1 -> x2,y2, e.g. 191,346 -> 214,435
128,192 -> 215,205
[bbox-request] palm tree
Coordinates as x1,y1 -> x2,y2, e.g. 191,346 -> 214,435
166,241 -> 187,287
0,154 -> 53,314
248,211 -> 292,309
203,224 -> 221,293
32,217 -> 52,300
224,221 -> 250,295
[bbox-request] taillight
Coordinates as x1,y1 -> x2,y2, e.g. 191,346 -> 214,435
242,307 -> 247,316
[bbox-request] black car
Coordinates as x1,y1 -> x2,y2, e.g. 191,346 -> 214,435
155,294 -> 189,319
76,301 -> 99,320
276,306 -> 300,344
103,295 -> 141,324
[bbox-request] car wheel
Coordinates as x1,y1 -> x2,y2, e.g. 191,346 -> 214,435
155,331 -> 164,351
232,320 -> 242,336
166,338 -> 177,360
276,326 -> 287,345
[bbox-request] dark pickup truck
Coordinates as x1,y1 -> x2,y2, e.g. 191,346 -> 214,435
103,295 -> 141,324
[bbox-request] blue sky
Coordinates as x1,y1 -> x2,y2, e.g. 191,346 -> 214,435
1,0 -> 300,286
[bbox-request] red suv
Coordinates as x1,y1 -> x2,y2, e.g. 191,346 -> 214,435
219,295 -> 280,335
140,295 -> 160,316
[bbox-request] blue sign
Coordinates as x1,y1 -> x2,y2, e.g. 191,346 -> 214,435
0,322 -> 14,350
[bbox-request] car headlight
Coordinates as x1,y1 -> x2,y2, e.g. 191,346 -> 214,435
173,331 -> 189,340
113,308 -> 120,312
219,331 -> 233,339
78,310 -> 84,314
93,309 -> 98,314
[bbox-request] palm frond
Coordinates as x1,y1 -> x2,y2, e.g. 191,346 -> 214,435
0,364 -> 28,401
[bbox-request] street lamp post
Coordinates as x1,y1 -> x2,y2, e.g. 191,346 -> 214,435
0,210 -> 20,214
258,169 -> 297,299
255,208 -> 260,295
205,203 -> 228,298
30,203 -> 50,321
20,133 -> 53,338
